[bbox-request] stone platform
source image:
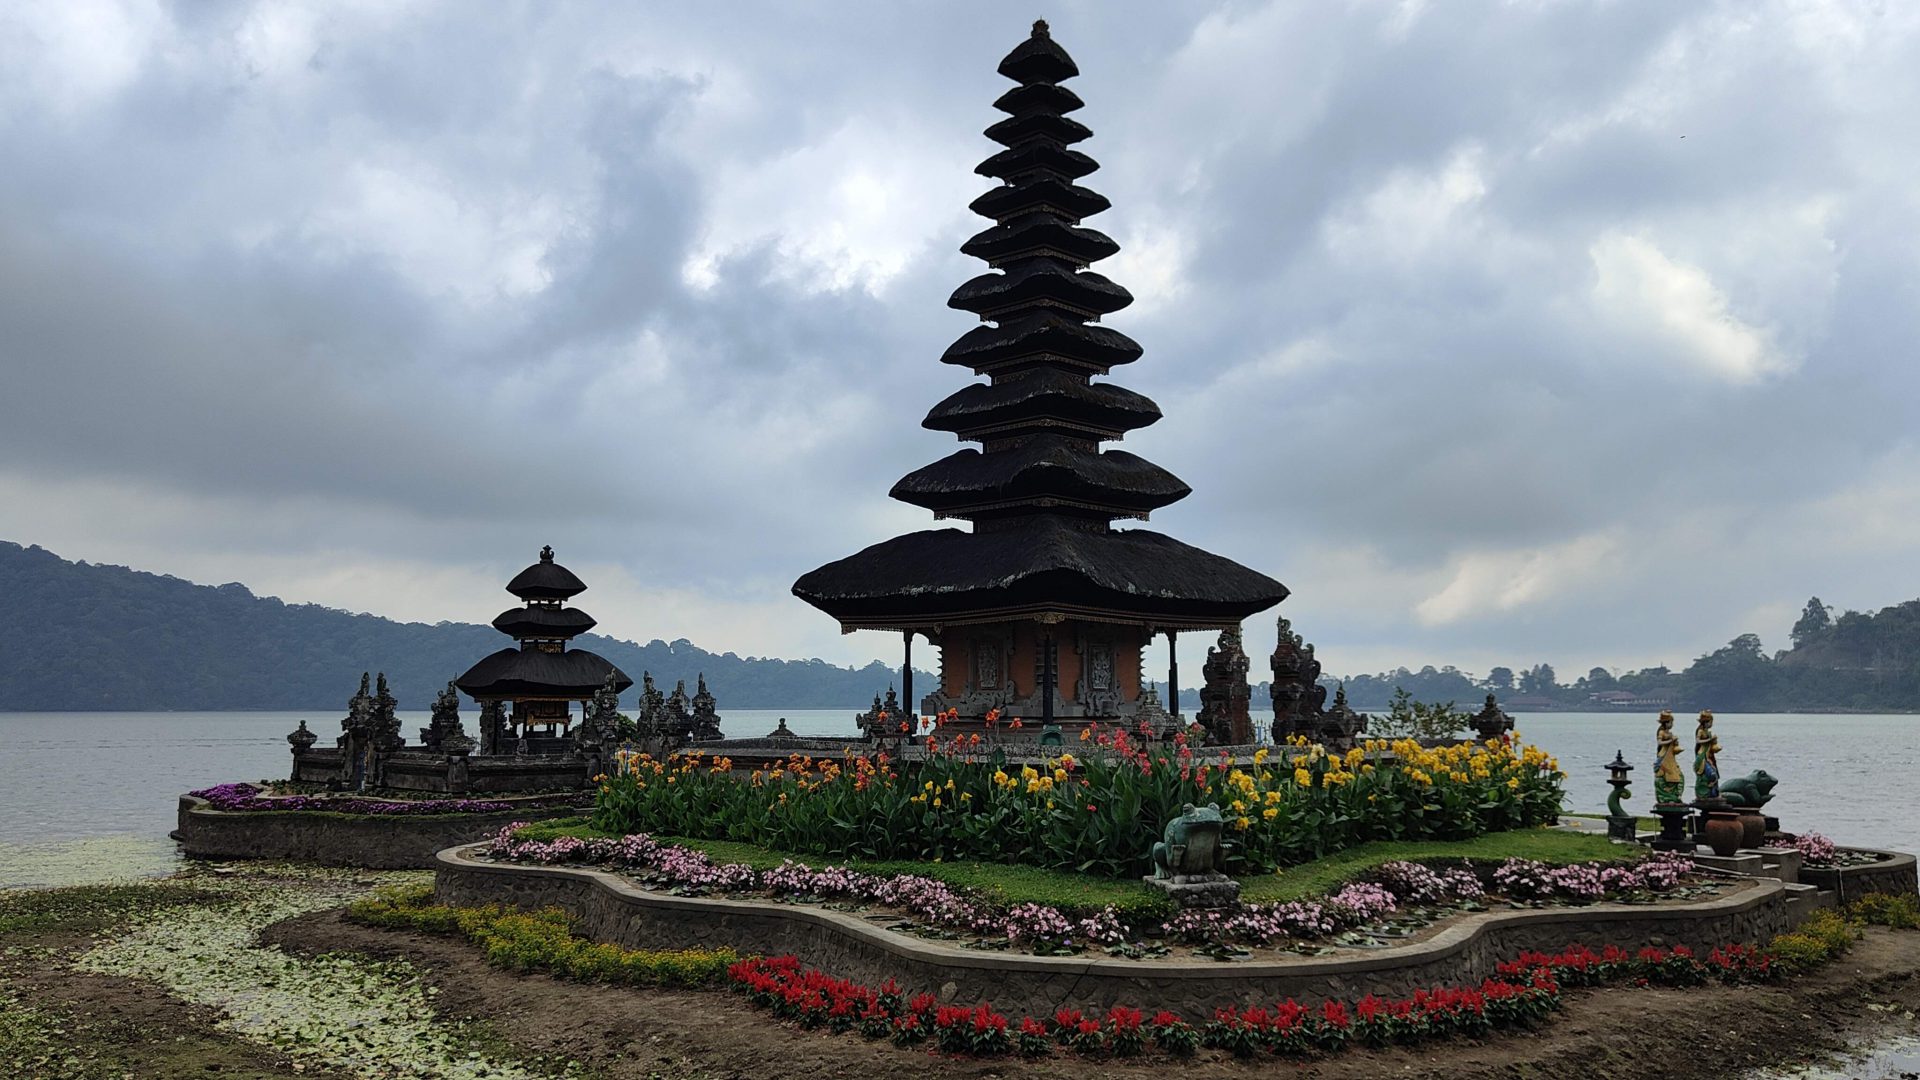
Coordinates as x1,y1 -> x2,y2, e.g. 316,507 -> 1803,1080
172,795 -> 580,869
433,844 -> 1798,1017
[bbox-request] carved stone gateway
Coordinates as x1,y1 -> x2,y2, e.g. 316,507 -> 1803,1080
1269,616 -> 1327,744
1196,627 -> 1252,745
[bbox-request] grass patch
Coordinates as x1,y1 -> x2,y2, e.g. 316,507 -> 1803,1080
1565,812 -> 1659,831
509,819 -> 1177,922
1238,829 -> 1630,904
0,880 -> 221,938
348,884 -> 737,986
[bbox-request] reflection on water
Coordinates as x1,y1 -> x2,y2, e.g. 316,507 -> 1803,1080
1743,1034 -> 1920,1080
1,708 -> 1916,888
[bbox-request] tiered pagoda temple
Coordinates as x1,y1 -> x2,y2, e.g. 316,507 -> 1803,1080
794,22 -> 1287,735
457,545 -> 632,749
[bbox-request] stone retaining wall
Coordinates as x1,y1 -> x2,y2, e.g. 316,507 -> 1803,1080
174,796 -> 579,869
1800,849 -> 1919,904
433,846 -> 1793,1017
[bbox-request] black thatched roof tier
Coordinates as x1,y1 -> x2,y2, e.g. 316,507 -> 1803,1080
992,82 -> 1083,118
961,214 -> 1117,266
984,111 -> 1092,148
456,647 -> 632,700
792,518 -> 1287,631
949,262 -> 1131,319
969,178 -> 1109,223
506,546 -> 587,600
997,20 -> 1078,84
491,605 -> 597,640
923,372 -> 1160,439
941,313 -> 1141,374
975,142 -> 1098,183
891,437 -> 1189,519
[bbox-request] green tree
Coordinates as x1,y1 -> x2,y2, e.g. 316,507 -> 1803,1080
1370,687 -> 1470,740
1518,663 -> 1558,695
1790,596 -> 1833,648
1485,666 -> 1514,692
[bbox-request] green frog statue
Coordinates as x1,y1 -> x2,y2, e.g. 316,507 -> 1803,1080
1146,803 -> 1242,907
1152,802 -> 1226,880
1719,770 -> 1778,809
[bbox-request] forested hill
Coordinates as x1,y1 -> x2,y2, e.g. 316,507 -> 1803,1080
0,541 -> 917,712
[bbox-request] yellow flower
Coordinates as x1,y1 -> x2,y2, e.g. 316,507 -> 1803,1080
932,797 -> 942,808
1253,748 -> 1269,765
1261,807 -> 1278,821
1294,767 -> 1313,788
1235,815 -> 1252,829
1507,777 -> 1521,790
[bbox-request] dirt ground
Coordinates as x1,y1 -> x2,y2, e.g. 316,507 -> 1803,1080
252,908 -> 1920,1080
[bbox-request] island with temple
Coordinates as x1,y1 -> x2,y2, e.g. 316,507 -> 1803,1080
152,20 -> 1920,1077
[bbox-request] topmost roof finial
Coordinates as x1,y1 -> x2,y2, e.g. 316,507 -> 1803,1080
1032,19 -> 1049,37
539,545 -> 555,563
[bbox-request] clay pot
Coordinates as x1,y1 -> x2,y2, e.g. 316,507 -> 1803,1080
1737,808 -> 1767,850
1702,810 -> 1744,857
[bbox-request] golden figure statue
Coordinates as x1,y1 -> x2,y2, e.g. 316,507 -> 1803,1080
1692,709 -> 1720,801
1654,710 -> 1685,805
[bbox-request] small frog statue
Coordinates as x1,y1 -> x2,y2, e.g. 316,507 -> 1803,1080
1693,710 -> 1721,801
1152,802 -> 1226,881
1653,711 -> 1686,805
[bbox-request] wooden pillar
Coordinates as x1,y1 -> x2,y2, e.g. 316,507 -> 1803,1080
1042,633 -> 1056,726
1167,630 -> 1180,717
902,631 -> 914,724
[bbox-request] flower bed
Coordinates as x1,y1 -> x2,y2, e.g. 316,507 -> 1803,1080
591,730 -> 1564,878
485,823 -> 1704,957
189,783 -> 589,817
727,932 -> 1789,1060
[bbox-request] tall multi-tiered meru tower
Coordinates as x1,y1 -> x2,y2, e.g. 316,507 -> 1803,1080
794,21 -> 1286,735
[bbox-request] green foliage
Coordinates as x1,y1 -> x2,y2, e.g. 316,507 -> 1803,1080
1369,688 -> 1470,740
1236,830 -> 1624,903
1847,892 -> 1920,929
591,735 -> 1565,880
1768,908 -> 1858,974
0,540 -> 921,710
346,885 -> 736,986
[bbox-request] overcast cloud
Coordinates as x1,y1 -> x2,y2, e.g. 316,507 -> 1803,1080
3,0 -> 1918,680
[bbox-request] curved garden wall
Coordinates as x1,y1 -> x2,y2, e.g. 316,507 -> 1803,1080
173,796 -> 577,869
433,844 -> 1794,1017
1800,849 -> 1919,904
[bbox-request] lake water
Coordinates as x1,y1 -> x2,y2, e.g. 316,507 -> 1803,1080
0,709 -> 1913,888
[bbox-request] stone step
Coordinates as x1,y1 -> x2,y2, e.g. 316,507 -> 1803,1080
1692,851 -> 1768,876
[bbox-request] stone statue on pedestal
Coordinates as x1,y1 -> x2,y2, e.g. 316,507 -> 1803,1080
1469,693 -> 1513,742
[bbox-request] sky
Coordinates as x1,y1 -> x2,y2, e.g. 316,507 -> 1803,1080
3,0 -> 1919,680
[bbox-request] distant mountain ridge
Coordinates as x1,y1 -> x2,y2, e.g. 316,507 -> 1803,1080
0,541 -> 921,712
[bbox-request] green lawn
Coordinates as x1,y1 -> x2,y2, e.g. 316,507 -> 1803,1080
511,819 -> 1632,916
1236,830 -> 1630,904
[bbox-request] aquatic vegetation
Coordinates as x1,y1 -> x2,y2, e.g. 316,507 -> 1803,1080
592,731 -> 1565,878
73,874 -> 568,1079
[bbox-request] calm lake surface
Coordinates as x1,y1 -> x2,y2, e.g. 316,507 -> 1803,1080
0,709 -> 1913,888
